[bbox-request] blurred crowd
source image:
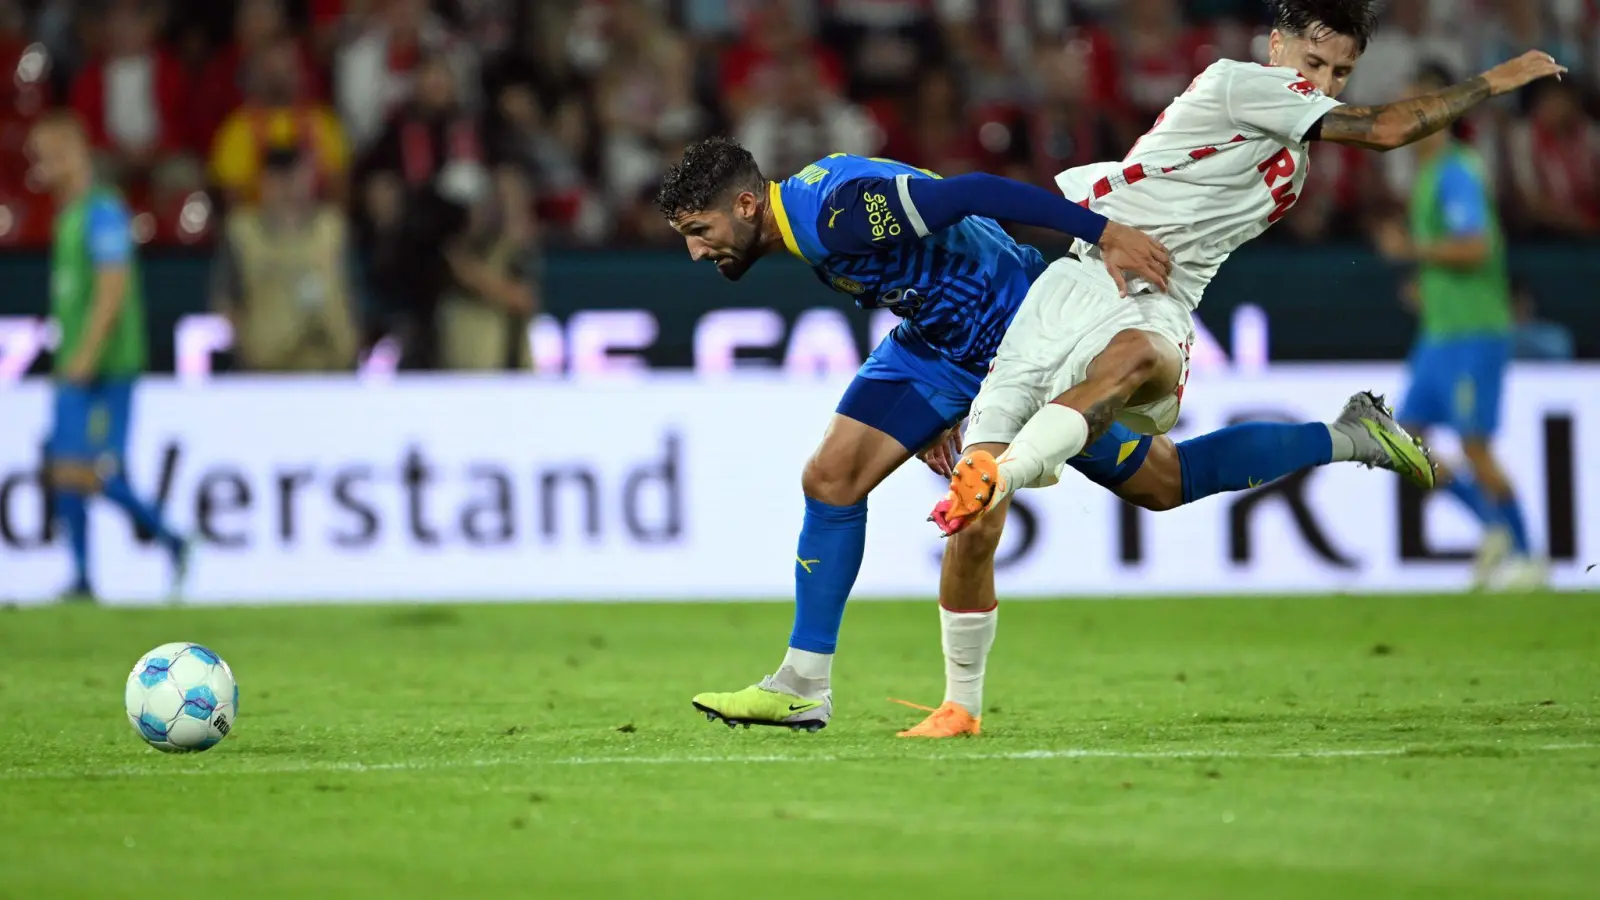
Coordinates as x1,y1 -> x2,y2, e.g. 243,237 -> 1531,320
0,0 -> 1594,369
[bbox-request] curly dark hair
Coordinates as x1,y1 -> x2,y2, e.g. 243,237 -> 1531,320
656,136 -> 765,219
1268,0 -> 1381,52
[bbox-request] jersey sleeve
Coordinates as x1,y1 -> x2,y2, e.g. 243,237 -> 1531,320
814,175 -> 924,256
1435,158 -> 1489,236
1224,64 -> 1343,145
84,197 -> 133,268
815,171 -> 1109,255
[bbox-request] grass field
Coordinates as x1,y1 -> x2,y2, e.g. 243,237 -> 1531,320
1,593 -> 1597,899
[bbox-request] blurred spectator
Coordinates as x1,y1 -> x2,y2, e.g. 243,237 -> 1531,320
210,37 -> 349,205
1342,0 -> 1469,106
0,0 -> 49,120
1477,1 -> 1585,94
69,0 -> 199,198
336,0 -> 478,153
595,0 -> 704,212
310,0 -> 380,63
357,51 -> 488,368
819,0 -> 945,101
194,0 -> 320,148
438,164 -> 538,370
35,0 -> 84,101
211,147 -> 359,372
718,3 -> 845,122
736,51 -> 879,179
1081,0 -> 1215,144
1507,78 -> 1600,237
879,66 -> 982,176
492,77 -> 601,241
1020,41 -> 1123,187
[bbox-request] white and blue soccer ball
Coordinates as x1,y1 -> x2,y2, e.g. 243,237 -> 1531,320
124,642 -> 238,752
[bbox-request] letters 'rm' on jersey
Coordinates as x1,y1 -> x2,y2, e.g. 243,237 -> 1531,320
1056,59 -> 1342,310
770,153 -> 1046,370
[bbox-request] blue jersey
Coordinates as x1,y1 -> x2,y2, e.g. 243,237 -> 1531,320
769,154 -> 1047,371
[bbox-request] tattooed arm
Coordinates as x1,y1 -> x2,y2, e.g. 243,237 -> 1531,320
1312,77 -> 1490,151
1310,50 -> 1566,152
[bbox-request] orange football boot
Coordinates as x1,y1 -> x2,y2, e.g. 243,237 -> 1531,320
929,451 -> 1005,537
892,699 -> 982,738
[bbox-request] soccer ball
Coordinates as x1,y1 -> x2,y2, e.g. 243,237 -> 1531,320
124,642 -> 238,752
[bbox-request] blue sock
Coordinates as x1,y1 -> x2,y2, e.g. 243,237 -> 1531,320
1495,494 -> 1531,555
1442,475 -> 1502,530
101,474 -> 181,552
1175,423 -> 1334,505
789,497 -> 868,654
55,490 -> 90,590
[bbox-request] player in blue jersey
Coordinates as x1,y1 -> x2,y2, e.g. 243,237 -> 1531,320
660,138 -> 1425,732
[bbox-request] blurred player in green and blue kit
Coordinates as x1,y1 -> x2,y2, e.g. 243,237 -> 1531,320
1377,64 -> 1545,590
31,111 -> 188,603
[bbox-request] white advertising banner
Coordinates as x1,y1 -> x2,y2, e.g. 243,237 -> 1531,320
0,366 -> 1593,604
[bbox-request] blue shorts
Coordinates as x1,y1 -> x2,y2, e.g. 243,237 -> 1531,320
838,329 -> 1151,489
1398,335 -> 1510,439
49,379 -> 136,470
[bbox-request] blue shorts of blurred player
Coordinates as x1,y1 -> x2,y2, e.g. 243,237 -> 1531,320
49,378 -> 137,478
1399,335 -> 1510,439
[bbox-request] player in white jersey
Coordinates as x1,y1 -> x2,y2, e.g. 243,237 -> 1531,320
894,0 -> 1567,738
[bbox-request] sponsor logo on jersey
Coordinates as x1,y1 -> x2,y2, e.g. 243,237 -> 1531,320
830,274 -> 866,294
862,191 -> 902,241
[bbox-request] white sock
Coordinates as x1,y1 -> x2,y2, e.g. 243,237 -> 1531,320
1326,424 -> 1357,462
997,404 -> 1090,496
941,606 -> 998,717
773,648 -> 832,697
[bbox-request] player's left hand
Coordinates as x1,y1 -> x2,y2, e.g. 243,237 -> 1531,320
918,425 -> 963,478
1482,50 -> 1568,96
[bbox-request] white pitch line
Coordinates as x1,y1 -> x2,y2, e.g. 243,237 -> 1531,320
3,742 -> 1597,782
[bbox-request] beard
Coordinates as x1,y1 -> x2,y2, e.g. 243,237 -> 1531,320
713,218 -> 763,281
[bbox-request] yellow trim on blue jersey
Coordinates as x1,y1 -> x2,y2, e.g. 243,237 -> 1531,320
768,182 -> 808,263
1116,440 -> 1140,465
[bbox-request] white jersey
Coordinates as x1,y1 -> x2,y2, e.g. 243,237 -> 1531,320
1057,59 -> 1343,310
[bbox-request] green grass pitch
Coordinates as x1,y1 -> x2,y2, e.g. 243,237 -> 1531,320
1,593 -> 1597,899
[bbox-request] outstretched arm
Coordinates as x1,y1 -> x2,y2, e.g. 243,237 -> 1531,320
901,172 -> 1110,244
1311,50 -> 1565,152
820,172 -> 1171,294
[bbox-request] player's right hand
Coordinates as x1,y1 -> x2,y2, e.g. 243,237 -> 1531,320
1482,50 -> 1567,96
1098,221 -> 1171,297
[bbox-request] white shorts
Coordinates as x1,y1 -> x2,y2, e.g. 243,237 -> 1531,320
965,254 -> 1196,447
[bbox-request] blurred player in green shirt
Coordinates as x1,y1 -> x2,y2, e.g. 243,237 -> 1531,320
1376,64 -> 1544,590
33,111 -> 187,602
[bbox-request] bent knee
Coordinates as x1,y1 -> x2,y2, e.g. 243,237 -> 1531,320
801,453 -> 870,507
1091,330 -> 1166,385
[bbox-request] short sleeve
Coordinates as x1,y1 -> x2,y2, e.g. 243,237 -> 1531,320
814,175 -> 928,256
1225,64 -> 1343,145
84,197 -> 132,267
1436,158 -> 1489,236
